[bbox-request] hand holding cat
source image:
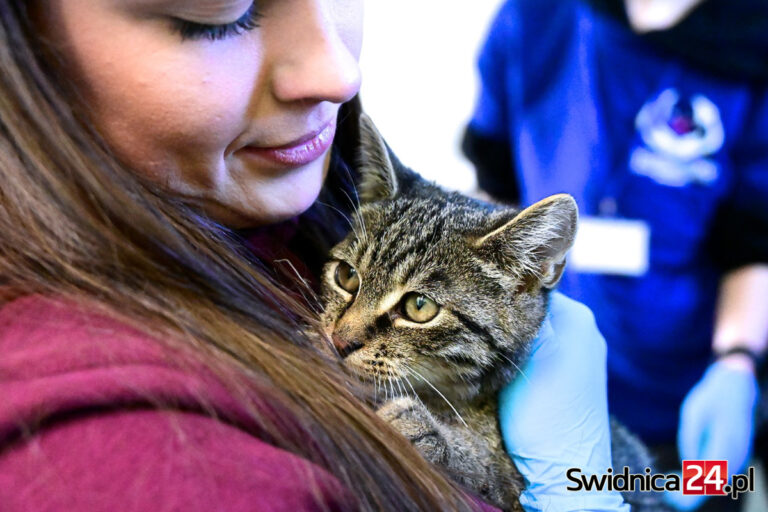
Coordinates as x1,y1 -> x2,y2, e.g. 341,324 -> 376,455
665,360 -> 759,511
498,292 -> 630,512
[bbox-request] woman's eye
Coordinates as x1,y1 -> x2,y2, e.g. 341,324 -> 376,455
173,2 -> 262,41
334,261 -> 360,294
402,293 -> 440,323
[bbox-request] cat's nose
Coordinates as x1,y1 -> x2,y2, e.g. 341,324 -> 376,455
332,334 -> 363,358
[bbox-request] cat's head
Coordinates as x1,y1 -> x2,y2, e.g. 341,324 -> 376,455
320,115 -> 578,402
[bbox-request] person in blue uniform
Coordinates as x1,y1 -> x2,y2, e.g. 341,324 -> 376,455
463,1 -> 768,510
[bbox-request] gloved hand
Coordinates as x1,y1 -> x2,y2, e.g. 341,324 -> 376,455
664,359 -> 759,511
498,292 -> 629,512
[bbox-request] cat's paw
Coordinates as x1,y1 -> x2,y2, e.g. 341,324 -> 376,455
377,397 -> 449,465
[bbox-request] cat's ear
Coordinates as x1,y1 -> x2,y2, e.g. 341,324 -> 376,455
357,113 -> 398,202
474,194 -> 578,289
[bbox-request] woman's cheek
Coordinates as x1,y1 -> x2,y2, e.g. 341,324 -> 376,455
101,66 -> 256,186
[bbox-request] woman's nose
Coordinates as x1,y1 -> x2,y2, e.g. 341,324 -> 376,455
268,1 -> 362,105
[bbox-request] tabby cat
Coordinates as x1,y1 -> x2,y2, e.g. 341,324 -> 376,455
320,115 -> 665,511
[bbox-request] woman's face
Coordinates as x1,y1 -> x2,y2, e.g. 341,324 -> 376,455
37,0 -> 363,227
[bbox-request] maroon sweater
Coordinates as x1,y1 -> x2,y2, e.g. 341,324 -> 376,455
0,294 -> 499,511
0,294 -> 360,511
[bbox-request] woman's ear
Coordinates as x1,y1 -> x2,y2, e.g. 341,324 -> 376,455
474,194 -> 579,289
357,114 -> 398,203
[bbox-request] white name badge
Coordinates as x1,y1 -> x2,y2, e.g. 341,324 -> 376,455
568,217 -> 650,277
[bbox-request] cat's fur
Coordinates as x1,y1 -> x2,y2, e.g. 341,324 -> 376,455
320,115 -> 664,511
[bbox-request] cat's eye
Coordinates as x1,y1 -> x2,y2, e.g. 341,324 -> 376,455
334,261 -> 360,293
402,293 -> 440,323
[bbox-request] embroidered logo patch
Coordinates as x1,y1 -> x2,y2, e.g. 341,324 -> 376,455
629,88 -> 724,187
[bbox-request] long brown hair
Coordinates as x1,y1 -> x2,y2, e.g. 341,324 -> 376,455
0,2 -> 478,510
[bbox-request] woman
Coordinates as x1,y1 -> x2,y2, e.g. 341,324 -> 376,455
0,1 -> 623,510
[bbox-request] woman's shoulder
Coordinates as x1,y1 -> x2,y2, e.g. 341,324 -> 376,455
0,293 -> 162,356
0,292 -> 277,440
0,294 -> 201,403
0,294 -> 358,511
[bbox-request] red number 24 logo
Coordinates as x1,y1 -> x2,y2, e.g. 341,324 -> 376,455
682,460 -> 728,496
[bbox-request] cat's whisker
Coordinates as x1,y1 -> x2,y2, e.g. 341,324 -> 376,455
339,158 -> 364,215
315,200 -> 355,231
387,368 -> 398,400
384,368 -> 392,403
392,372 -> 407,400
402,374 -> 431,416
352,369 -> 371,398
336,167 -> 368,245
340,188 -> 360,225
377,366 -> 387,402
398,377 -> 408,400
394,376 -> 402,400
405,367 -> 468,428
316,199 -> 366,245
386,367 -> 396,399
497,353 -> 531,384
381,367 -> 388,401
271,258 -> 321,313
370,365 -> 378,399
340,188 -> 369,244
402,375 -> 418,400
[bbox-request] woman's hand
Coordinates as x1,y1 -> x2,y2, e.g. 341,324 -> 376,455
664,359 -> 759,511
498,293 -> 629,511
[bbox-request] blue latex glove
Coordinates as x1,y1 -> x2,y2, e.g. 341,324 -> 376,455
499,293 -> 629,512
664,360 -> 759,511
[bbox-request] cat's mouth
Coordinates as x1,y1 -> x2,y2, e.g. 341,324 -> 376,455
341,358 -> 409,385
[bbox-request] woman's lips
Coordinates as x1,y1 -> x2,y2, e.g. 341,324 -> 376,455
238,121 -> 336,167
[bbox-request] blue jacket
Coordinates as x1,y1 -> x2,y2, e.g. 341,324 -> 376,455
465,0 -> 768,441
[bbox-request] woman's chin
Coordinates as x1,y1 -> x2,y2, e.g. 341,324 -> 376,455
255,170 -> 326,223
221,180 -> 325,228
202,195 -> 319,229
248,194 -> 319,226
190,153 -> 330,228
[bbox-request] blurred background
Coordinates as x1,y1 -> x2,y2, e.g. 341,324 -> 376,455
359,0 -> 499,193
